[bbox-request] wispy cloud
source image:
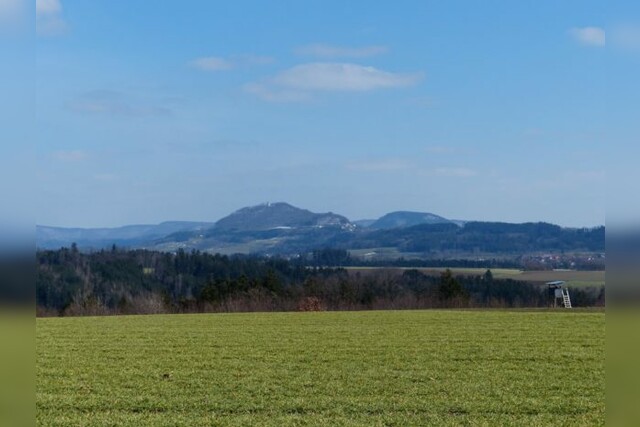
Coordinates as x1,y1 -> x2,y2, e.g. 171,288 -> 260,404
346,158 -> 477,178
424,146 -> 475,157
425,146 -> 457,155
67,90 -> 173,118
190,57 -> 234,71
0,0 -> 21,21
246,62 -> 422,102
93,173 -> 119,183
523,128 -> 545,137
52,150 -> 88,162
274,63 -> 422,91
190,54 -> 275,71
430,167 -> 477,178
529,170 -> 605,192
296,43 -> 388,58
610,24 -> 640,52
36,0 -> 67,36
406,96 -> 437,108
564,170 -> 605,182
346,159 -> 411,172
234,54 -> 276,66
36,0 -> 61,14
243,83 -> 311,103
569,27 -> 605,47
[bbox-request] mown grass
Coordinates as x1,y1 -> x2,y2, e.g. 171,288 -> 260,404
37,310 -> 604,426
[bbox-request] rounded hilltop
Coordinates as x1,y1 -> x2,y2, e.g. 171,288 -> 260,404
214,202 -> 353,232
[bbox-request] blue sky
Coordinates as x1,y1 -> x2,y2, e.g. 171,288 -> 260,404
26,0 -> 637,227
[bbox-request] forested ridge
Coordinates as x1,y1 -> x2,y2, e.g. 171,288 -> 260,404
337,222 -> 605,253
38,202 -> 605,257
156,221 -> 605,256
36,247 -> 605,316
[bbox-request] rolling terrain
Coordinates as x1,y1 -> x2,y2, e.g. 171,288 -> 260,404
36,221 -> 214,250
368,211 -> 452,229
36,202 -> 605,259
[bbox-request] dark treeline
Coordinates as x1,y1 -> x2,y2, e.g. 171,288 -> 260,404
304,248 -> 605,271
36,247 -> 604,317
304,248 -> 522,269
336,222 -> 605,254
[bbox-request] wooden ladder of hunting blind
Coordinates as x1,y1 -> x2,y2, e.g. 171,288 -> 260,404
561,288 -> 572,308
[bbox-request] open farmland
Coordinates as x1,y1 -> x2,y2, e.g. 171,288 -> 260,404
37,310 -> 604,426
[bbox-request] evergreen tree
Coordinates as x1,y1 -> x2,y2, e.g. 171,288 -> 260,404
438,269 -> 465,300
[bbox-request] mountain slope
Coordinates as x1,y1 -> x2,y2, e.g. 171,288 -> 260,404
214,202 -> 353,231
369,211 -> 453,229
35,203 -> 605,257
36,221 -> 214,249
353,219 -> 377,228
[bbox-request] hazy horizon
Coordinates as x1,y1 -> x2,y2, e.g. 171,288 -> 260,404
26,0 -> 631,229
37,200 -> 605,229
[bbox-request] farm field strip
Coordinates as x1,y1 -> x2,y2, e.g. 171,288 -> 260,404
37,310 -> 605,426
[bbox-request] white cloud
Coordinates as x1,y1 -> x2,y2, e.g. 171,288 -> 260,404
36,0 -> 66,36
610,24 -> 640,52
274,63 -> 422,91
0,0 -> 25,33
67,90 -> 173,118
345,159 -> 476,178
52,150 -> 88,162
346,159 -> 411,172
36,0 -> 61,14
406,96 -> 437,108
243,82 -> 310,103
424,146 -> 475,156
0,0 -> 20,17
234,54 -> 275,65
296,43 -> 388,58
245,63 -> 422,102
564,170 -> 605,182
190,57 -> 234,71
431,167 -> 477,178
523,128 -> 545,137
569,27 -> 605,47
425,146 -> 456,155
93,173 -> 119,182
190,54 -> 275,71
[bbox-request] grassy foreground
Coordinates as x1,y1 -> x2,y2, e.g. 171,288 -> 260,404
37,310 -> 604,426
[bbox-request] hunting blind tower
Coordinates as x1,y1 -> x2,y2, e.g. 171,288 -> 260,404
547,281 -> 572,308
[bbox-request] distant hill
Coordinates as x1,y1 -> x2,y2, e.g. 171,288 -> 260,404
341,222 -> 605,256
369,211 -> 453,229
214,202 -> 353,231
36,203 -> 605,258
36,221 -> 214,250
152,203 -> 356,255
353,219 -> 377,228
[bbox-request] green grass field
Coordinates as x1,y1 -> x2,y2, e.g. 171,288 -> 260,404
37,310 -> 605,426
